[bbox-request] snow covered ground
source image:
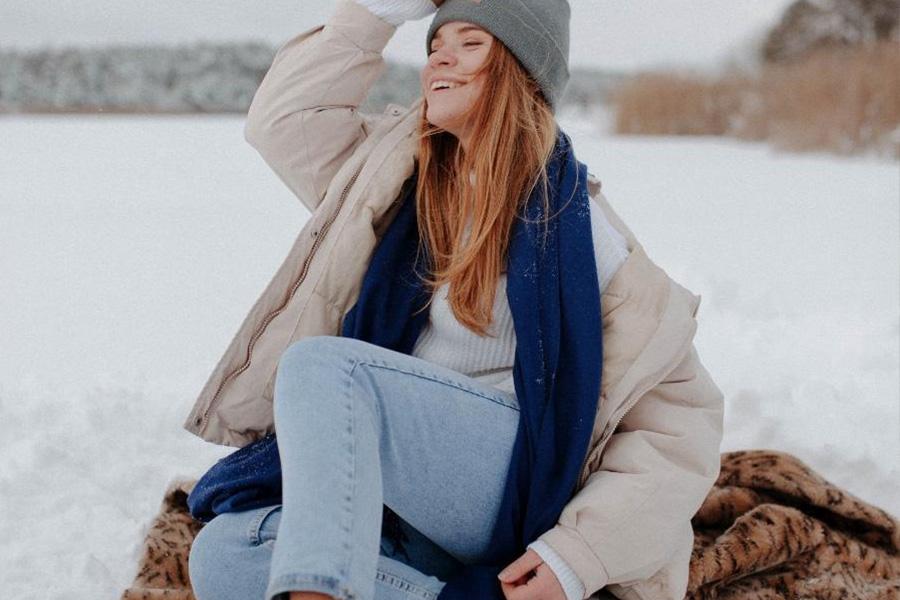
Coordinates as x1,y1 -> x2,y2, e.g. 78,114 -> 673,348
1,110 -> 897,598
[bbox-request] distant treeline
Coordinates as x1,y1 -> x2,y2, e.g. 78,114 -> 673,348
763,0 -> 898,63
611,0 -> 900,157
0,41 -> 626,114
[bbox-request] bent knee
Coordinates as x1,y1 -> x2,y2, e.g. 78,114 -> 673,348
188,514 -> 250,598
276,335 -> 348,376
274,336 -> 360,399
188,517 -> 226,595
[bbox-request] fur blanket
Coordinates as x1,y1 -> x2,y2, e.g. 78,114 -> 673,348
120,450 -> 900,600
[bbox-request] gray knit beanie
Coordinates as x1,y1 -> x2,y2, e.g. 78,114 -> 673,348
425,0 -> 571,111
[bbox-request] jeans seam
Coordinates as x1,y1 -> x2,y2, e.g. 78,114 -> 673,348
348,358 -> 385,430
267,573 -> 355,600
355,359 -> 520,412
248,504 -> 282,546
375,569 -> 438,599
340,356 -> 358,583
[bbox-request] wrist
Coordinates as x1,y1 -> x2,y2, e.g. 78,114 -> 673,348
527,540 -> 587,600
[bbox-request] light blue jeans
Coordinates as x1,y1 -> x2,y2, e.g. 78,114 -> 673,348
188,335 -> 522,600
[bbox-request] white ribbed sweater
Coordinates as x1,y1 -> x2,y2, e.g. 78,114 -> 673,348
410,197 -> 629,396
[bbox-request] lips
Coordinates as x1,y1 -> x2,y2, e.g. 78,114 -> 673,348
429,77 -> 468,92
433,84 -> 463,93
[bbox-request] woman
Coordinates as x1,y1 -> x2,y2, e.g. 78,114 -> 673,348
185,1 -> 725,600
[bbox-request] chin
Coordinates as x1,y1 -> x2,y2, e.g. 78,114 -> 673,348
425,106 -> 464,133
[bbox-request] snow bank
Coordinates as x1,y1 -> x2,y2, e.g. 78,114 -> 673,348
1,113 -> 897,598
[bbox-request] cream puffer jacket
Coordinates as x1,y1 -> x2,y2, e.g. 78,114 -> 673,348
182,1 -> 725,598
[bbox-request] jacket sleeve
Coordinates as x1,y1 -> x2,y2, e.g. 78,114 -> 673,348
243,0 -> 398,214
535,343 -> 725,597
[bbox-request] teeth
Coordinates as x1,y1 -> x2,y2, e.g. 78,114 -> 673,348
431,80 -> 462,91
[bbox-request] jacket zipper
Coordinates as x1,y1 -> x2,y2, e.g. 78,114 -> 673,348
578,331 -> 695,487
578,389 -> 645,488
194,162 -> 366,429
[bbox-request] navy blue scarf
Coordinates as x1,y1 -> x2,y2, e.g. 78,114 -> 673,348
188,128 -> 602,599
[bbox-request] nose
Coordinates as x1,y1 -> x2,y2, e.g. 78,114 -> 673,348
428,45 -> 457,68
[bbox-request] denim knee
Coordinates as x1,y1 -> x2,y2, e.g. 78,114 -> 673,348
188,516 -> 226,599
277,335 -> 352,371
275,336 -> 344,387
275,336 -> 368,402
188,513 -> 249,600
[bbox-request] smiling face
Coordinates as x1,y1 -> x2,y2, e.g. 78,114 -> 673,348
420,21 -> 494,152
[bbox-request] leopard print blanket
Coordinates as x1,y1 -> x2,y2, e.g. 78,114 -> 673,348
120,450 -> 900,599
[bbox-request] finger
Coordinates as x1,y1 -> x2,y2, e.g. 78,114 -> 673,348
501,570 -> 544,600
522,548 -> 544,569
498,560 -> 527,582
498,550 -> 543,582
501,578 -> 532,600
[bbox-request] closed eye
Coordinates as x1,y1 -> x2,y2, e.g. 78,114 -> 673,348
428,41 -> 484,54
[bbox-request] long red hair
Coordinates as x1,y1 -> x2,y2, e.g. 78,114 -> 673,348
413,38 -> 559,337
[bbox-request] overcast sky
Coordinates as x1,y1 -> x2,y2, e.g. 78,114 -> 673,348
2,0 -> 795,72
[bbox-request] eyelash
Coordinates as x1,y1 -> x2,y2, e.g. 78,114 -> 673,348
428,41 -> 482,55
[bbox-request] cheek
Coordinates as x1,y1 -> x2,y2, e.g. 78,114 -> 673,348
462,77 -> 485,103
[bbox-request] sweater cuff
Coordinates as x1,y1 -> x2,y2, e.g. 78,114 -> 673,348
352,0 -> 437,26
527,540 -> 587,600
537,525 -> 611,595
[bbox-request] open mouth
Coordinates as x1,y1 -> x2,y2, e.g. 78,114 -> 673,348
430,81 -> 467,93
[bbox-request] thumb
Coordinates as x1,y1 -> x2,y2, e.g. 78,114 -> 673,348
497,549 -> 543,583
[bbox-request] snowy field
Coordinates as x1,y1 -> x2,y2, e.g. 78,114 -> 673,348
1,109 -> 898,598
